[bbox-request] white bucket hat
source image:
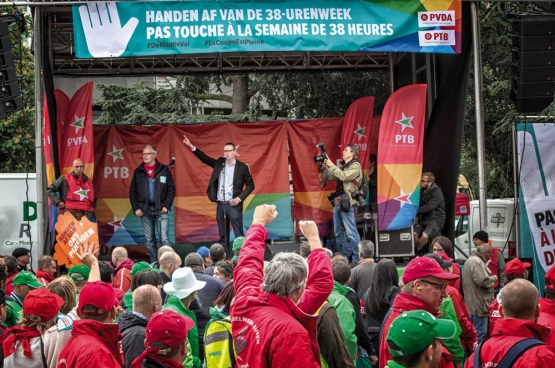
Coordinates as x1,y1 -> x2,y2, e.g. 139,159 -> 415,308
163,267 -> 206,299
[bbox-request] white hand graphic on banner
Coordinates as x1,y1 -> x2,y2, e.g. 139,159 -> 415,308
518,124 -> 555,272
79,2 -> 138,57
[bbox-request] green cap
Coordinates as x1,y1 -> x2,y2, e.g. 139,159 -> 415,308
233,236 -> 244,252
130,261 -> 161,278
68,264 -> 91,281
386,310 -> 455,357
12,271 -> 44,289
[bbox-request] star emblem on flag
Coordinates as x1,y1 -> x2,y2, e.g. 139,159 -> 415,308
353,124 -> 366,141
235,145 -> 241,157
70,115 -> 85,133
394,189 -> 412,207
108,145 -> 125,163
395,113 -> 414,132
74,187 -> 89,201
109,216 -> 125,229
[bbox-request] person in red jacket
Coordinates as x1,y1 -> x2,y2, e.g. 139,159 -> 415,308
379,256 -> 459,368
35,255 -> 57,286
466,279 -> 555,368
57,281 -> 123,368
112,247 -> 134,292
538,265 -> 555,350
437,252 -> 477,356
488,258 -> 530,337
231,204 -> 334,368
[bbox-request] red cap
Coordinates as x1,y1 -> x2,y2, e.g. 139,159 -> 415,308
23,288 -> 64,322
546,266 -> 555,290
402,256 -> 459,284
504,258 -> 531,276
145,310 -> 195,352
438,253 -> 454,262
78,281 -> 117,316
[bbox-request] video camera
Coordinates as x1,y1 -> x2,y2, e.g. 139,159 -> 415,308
313,143 -> 328,187
313,143 -> 327,163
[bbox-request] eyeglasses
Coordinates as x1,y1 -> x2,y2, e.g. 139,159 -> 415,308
432,247 -> 444,252
223,149 -> 234,153
418,279 -> 448,292
142,152 -> 155,156
421,180 -> 429,183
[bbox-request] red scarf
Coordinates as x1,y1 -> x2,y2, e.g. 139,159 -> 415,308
144,163 -> 156,178
35,270 -> 55,285
131,347 -> 184,368
1,326 -> 41,359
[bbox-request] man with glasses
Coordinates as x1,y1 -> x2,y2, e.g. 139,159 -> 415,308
183,136 -> 255,256
414,172 -> 446,254
379,256 -> 459,368
130,145 -> 176,263
46,158 -> 96,221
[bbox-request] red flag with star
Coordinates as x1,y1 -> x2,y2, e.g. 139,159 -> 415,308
55,82 -> 95,178
377,84 -> 427,231
341,96 -> 375,171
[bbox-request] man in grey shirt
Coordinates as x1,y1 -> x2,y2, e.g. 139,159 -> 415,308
349,240 -> 376,298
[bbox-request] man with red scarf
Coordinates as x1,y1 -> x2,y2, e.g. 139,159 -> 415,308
130,145 -> 176,263
46,158 -> 96,221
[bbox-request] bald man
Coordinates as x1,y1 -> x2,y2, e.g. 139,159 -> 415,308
113,247 -> 134,292
466,279 -> 555,368
119,284 -> 163,368
150,245 -> 175,269
46,158 -> 96,221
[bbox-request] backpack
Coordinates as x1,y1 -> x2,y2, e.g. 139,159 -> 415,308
204,317 -> 236,368
473,338 -> 544,368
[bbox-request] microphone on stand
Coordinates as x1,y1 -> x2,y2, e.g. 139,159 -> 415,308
170,157 -> 175,169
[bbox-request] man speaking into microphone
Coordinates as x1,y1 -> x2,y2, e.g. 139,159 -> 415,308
183,136 -> 254,256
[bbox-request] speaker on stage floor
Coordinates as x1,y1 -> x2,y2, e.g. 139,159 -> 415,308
264,242 -> 301,262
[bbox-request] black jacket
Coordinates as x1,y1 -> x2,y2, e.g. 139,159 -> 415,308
317,302 -> 355,368
141,357 -> 168,368
129,160 -> 176,213
192,148 -> 254,212
417,183 -> 446,226
345,289 -> 374,356
118,310 -> 148,368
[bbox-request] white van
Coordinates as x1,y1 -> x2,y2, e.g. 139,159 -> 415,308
454,199 -> 516,261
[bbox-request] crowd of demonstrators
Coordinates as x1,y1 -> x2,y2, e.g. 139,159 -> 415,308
463,245 -> 497,344
466,279 -> 555,368
488,258 -> 530,337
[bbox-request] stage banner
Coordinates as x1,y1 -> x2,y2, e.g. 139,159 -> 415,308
72,0 -> 462,58
341,96 -> 375,171
93,125 -> 175,246
287,118 -> 343,237
55,82 -> 95,178
517,122 -> 555,292
377,84 -> 427,231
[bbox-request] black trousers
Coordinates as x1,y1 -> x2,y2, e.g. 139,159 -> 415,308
216,203 -> 244,257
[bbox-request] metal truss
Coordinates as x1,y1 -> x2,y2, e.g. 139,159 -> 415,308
45,7 -> 390,76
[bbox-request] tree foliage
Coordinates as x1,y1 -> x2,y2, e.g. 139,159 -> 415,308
0,9 -> 35,173
462,2 -> 555,198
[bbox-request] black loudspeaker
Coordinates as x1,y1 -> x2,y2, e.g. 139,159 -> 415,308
264,242 -> 301,261
510,14 -> 555,112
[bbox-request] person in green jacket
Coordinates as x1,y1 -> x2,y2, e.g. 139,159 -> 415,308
162,267 -> 206,368
385,310 -> 456,368
328,260 -> 358,364
6,271 -> 44,327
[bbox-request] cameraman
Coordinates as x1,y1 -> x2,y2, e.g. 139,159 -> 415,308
324,144 -> 364,263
